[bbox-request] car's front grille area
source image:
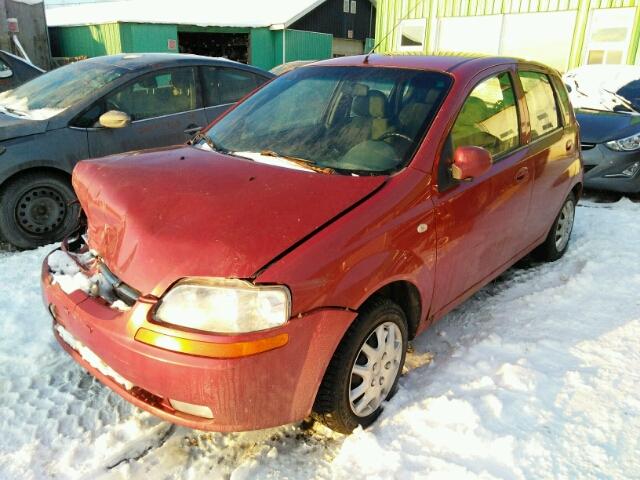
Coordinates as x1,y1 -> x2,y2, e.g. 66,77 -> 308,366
581,142 -> 597,151
97,262 -> 141,307
62,235 -> 141,308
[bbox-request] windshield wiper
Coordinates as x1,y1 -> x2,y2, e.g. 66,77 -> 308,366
259,149 -> 336,174
601,88 -> 636,113
190,132 -> 227,153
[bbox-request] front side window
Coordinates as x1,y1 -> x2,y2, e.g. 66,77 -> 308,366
105,68 -> 197,121
0,60 -> 125,120
518,71 -> 560,140
202,66 -> 451,175
451,72 -> 520,157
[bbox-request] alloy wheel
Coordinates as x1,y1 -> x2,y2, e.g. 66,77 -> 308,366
349,322 -> 403,417
555,199 -> 575,252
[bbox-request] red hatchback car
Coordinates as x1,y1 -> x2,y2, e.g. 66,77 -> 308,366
42,55 -> 582,434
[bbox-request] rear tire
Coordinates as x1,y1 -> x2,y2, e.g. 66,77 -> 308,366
0,172 -> 80,250
312,297 -> 408,434
532,192 -> 576,262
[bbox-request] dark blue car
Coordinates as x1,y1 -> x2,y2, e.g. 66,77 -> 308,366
0,53 -> 273,249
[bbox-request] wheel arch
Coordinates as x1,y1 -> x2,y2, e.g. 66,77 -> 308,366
358,280 -> 422,340
571,182 -> 583,201
0,164 -> 73,193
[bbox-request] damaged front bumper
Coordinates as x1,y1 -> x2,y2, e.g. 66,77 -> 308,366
42,240 -> 356,432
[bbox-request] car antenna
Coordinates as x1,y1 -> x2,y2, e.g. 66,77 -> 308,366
363,0 -> 427,64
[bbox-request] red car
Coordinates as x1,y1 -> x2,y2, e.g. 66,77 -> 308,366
42,55 -> 582,434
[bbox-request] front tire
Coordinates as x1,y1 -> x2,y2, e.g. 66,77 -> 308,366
0,172 -> 80,250
533,192 -> 576,262
312,298 -> 408,434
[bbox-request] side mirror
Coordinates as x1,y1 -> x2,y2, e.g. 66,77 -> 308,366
451,146 -> 492,181
0,68 -> 13,79
99,110 -> 131,129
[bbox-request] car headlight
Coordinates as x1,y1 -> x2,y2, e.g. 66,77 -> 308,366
605,132 -> 640,151
154,279 -> 291,334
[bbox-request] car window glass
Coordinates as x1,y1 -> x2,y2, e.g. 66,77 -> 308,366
105,68 -> 197,121
216,68 -> 259,105
518,71 -> 560,140
552,77 -> 572,126
204,66 -> 451,174
0,61 -> 125,120
450,72 -> 520,157
249,78 -> 336,131
74,102 -> 105,128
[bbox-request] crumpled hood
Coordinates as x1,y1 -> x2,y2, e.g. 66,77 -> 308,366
0,112 -> 48,142
576,109 -> 640,143
73,146 -> 386,296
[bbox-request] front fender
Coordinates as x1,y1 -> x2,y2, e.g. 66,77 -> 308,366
257,168 -> 436,326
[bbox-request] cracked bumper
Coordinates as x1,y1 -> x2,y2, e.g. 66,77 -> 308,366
42,249 -> 356,432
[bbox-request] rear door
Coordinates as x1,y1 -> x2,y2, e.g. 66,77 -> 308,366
200,66 -> 270,123
516,69 -> 578,242
85,67 -> 208,157
431,68 -> 533,316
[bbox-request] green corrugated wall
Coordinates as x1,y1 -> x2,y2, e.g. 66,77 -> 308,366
50,23 -> 332,70
50,23 -> 123,57
250,28 -> 332,70
50,22 -> 177,57
375,0 -> 640,68
120,24 -> 178,53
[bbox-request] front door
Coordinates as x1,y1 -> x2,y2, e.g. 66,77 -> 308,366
86,67 -> 208,158
431,70 -> 533,316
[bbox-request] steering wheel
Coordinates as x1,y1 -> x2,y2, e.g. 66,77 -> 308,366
379,131 -> 414,144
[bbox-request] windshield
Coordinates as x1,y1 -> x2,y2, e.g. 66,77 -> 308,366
0,61 -> 126,120
203,66 -> 451,174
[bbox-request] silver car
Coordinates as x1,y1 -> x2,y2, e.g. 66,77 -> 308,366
0,53 -> 273,249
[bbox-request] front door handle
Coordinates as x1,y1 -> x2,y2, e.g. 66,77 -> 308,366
515,166 -> 529,183
184,125 -> 202,135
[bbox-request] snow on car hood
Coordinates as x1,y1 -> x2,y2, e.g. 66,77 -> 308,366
73,146 -> 386,296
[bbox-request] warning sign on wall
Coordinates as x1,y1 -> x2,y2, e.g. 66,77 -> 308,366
168,39 -> 177,50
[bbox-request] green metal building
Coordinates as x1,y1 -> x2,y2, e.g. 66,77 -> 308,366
46,0 -> 376,70
373,0 -> 640,71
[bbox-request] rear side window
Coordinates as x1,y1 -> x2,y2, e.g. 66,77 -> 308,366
202,67 -> 265,106
518,71 -> 560,140
450,72 -> 520,158
551,76 -> 573,126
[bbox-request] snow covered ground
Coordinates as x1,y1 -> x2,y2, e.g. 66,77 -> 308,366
0,197 -> 639,480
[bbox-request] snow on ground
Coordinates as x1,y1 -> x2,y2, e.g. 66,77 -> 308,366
0,197 -> 639,479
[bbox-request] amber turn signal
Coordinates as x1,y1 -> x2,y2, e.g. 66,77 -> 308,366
134,328 -> 289,358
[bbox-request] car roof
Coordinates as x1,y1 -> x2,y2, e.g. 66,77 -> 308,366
309,53 -> 555,77
81,53 -> 273,76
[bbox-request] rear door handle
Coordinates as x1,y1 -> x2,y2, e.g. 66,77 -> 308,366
566,140 -> 574,152
184,126 -> 202,135
515,166 -> 529,183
